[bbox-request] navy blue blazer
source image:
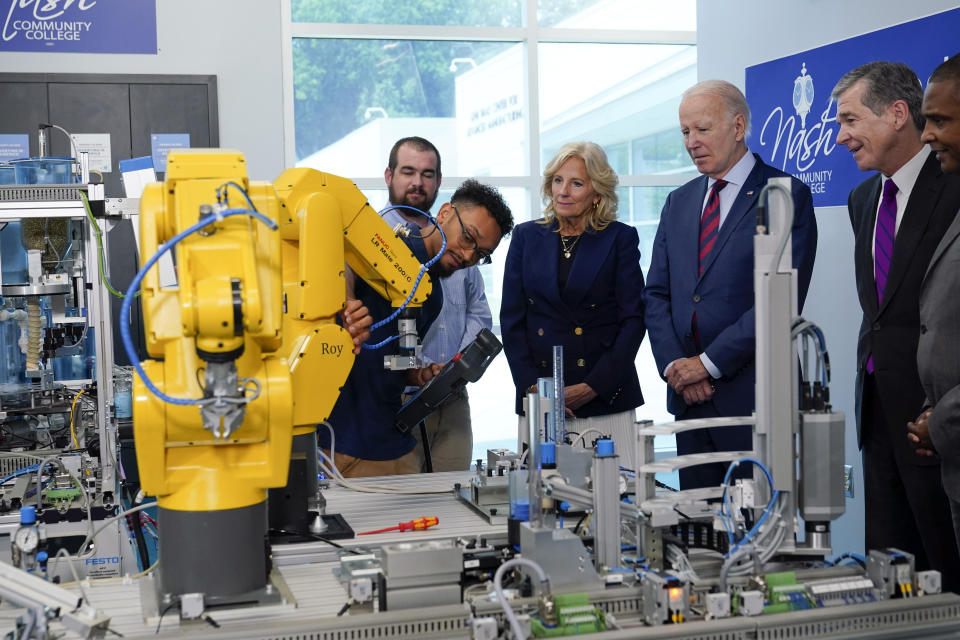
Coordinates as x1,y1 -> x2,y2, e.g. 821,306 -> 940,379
643,153 -> 817,418
500,219 -> 646,417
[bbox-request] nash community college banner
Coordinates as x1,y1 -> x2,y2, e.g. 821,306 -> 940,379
1,0 -> 157,54
745,7 -> 960,208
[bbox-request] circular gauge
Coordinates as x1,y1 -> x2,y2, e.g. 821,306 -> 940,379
14,527 -> 39,554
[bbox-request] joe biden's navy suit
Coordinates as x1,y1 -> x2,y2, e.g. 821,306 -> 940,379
643,153 -> 817,488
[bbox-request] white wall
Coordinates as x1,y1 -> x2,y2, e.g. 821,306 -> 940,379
0,0 -> 286,181
696,0 -> 960,557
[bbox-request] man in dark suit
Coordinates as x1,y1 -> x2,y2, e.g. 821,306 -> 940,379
833,60 -> 960,589
909,52 -> 960,567
644,80 -> 817,489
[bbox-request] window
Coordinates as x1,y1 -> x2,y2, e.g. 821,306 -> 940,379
283,0 -> 697,455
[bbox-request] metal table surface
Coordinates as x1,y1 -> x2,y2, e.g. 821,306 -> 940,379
4,471 -> 960,640
1,471 -> 494,638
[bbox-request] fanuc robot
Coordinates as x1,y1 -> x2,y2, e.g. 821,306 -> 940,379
129,150 -> 432,612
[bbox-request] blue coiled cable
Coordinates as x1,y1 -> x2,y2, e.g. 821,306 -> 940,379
119,206 -> 278,406
360,204 -> 446,350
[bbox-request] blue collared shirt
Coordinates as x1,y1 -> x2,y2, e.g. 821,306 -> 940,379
382,204 -> 492,365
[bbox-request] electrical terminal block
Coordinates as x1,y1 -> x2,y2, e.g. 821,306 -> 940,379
867,548 -> 916,599
764,572 -> 813,613
805,577 -> 879,607
639,571 -> 689,626
530,592 -> 606,636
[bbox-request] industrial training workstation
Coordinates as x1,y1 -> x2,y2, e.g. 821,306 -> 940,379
0,1 -> 959,638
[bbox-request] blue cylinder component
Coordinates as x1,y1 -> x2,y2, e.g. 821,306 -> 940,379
36,550 -> 48,564
20,505 -> 36,524
596,438 -> 615,457
559,501 -> 571,512
510,499 -> 530,521
541,441 -> 556,466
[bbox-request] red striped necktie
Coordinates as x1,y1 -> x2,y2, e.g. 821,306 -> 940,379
699,179 -> 728,276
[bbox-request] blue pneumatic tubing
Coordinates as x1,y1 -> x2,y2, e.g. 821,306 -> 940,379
119,207 -> 278,406
361,205 -> 446,349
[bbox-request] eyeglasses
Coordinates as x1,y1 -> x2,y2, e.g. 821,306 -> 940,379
450,204 -> 493,265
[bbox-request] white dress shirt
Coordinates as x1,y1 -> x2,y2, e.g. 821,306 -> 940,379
872,145 -> 929,262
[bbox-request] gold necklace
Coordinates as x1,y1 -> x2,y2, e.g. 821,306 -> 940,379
560,234 -> 582,259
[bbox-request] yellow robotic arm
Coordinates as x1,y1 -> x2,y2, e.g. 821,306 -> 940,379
134,150 -> 289,512
130,150 -> 434,605
273,167 -> 433,431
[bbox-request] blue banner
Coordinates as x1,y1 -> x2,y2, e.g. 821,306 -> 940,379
0,0 -> 156,54
150,133 -> 189,172
0,134 -> 29,162
745,8 -> 960,207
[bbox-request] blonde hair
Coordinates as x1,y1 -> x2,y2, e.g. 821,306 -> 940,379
539,141 -> 619,231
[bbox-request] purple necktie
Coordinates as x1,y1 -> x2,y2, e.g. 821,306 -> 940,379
866,178 -> 898,374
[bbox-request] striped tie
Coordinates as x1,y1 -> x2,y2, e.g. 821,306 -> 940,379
691,179 -> 728,351
866,178 -> 898,374
699,179 -> 728,276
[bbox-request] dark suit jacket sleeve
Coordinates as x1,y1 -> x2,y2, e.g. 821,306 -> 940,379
930,383 -> 960,467
704,178 -> 818,375
500,223 -> 540,393
583,224 -> 646,400
643,190 -> 687,378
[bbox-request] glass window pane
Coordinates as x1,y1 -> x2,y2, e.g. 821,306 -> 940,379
291,0 -> 522,28
538,0 -> 695,30
618,185 -> 691,271
538,43 -> 696,172
477,187 -> 527,329
294,39 -> 525,176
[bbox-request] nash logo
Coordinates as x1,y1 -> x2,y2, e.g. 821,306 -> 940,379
793,62 -> 815,128
3,0 -> 97,43
758,62 -> 837,192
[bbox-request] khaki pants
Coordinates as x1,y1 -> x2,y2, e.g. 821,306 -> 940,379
412,387 -> 473,472
322,449 -> 420,478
